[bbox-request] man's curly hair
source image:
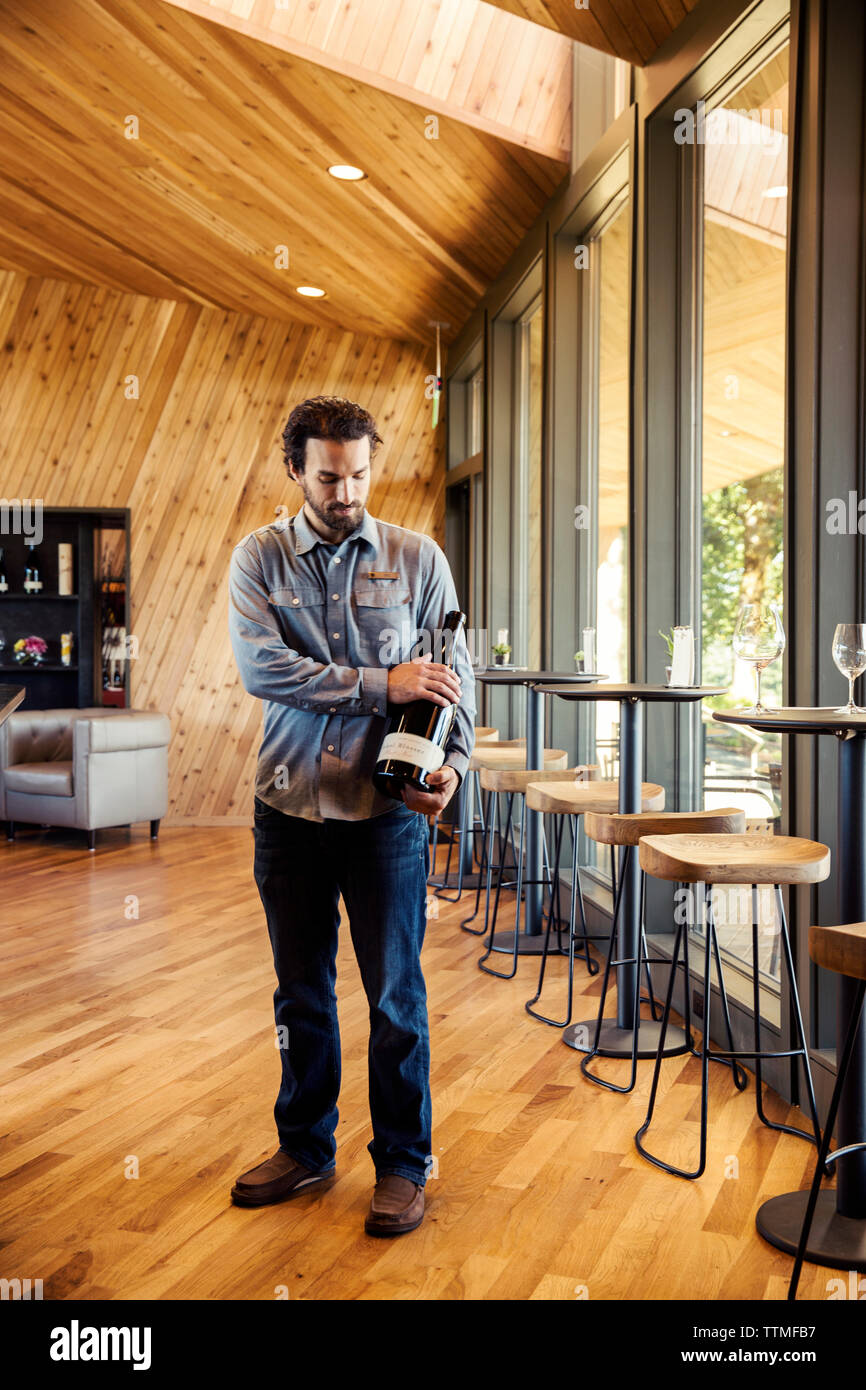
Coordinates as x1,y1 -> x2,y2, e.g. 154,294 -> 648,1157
281,396 -> 383,475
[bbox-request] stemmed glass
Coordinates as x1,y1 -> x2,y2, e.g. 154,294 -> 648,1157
832,623 -> 866,713
732,601 -> 785,712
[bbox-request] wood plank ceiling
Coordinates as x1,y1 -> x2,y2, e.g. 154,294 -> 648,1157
164,0 -> 573,160
483,0 -> 701,66
0,0 -> 570,346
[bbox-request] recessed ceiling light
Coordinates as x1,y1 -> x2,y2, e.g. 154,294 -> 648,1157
328,164 -> 367,181
295,286 -> 326,298
762,185 -> 788,199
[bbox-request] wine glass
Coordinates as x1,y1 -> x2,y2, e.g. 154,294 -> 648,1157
832,623 -> 866,713
732,601 -> 785,712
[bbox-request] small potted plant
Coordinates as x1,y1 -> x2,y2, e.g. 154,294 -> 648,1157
492,641 -> 512,666
14,635 -> 47,666
573,649 -> 585,672
658,628 -> 675,684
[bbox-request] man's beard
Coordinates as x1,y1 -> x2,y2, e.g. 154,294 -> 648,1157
303,488 -> 364,533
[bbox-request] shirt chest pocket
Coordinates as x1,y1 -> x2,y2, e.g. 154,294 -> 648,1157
268,587 -> 324,641
353,585 -> 414,661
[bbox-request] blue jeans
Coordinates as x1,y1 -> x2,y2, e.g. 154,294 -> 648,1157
252,796 -> 432,1186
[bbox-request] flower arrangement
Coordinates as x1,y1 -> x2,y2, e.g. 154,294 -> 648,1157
14,635 -> 47,665
492,641 -> 512,665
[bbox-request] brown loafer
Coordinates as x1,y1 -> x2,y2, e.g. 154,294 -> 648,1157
231,1149 -> 336,1207
365,1174 -> 425,1236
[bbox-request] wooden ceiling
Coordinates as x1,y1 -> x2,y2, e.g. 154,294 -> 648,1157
484,0 -> 701,66
165,0 -> 573,160
0,0 -> 569,345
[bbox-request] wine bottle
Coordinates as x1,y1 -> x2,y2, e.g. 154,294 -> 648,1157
25,543 -> 42,592
373,610 -> 466,799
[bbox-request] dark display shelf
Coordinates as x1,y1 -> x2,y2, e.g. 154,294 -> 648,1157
0,507 -> 129,709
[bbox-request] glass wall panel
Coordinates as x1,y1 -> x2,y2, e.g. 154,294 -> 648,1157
515,300 -> 544,669
592,199 -> 630,785
698,42 -> 789,1012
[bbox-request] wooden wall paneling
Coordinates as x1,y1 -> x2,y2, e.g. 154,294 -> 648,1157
0,269 -> 446,821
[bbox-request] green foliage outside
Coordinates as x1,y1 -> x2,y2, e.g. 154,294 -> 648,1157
701,465 -> 784,711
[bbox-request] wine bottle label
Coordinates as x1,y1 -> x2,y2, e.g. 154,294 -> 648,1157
379,732 -> 446,774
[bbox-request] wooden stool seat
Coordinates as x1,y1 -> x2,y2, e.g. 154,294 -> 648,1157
526,780 -> 665,816
473,726 -> 500,743
639,832 -> 831,885
471,746 -> 566,775
584,807 -> 745,847
809,922 -> 866,980
479,757 -> 572,793
470,737 -> 525,752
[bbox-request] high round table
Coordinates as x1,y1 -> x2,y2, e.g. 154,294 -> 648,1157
474,669 -> 606,951
538,683 -> 727,1058
715,705 -> 866,1270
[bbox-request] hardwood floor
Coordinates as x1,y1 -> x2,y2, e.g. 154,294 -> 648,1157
0,822 -> 841,1301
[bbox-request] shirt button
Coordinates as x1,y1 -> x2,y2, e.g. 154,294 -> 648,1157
333,557 -> 342,564
332,593 -> 340,600
332,632 -> 340,639
372,705 -> 379,713
329,706 -> 336,713
327,744 -> 335,752
292,597 -> 300,605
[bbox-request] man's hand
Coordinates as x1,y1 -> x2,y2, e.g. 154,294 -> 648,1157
402,765 -> 459,816
387,652 -> 462,709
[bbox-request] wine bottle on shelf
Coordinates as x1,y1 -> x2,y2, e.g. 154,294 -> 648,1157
373,610 -> 466,800
25,544 -> 42,593
58,542 -> 74,595
0,547 -> 7,593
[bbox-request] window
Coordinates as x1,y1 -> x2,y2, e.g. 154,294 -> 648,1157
698,41 -> 790,1012
514,298 -> 543,669
584,195 -> 630,784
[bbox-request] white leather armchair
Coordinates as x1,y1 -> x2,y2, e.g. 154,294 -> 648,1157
0,706 -> 171,850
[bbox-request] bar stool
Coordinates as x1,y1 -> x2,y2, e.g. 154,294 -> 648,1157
574,808 -> 746,1093
428,726 -> 502,900
789,921 -> 866,1300
523,782 -> 666,1027
458,746 -> 568,960
458,744 -> 561,933
635,833 -> 829,1180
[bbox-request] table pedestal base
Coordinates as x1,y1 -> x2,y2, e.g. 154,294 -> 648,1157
756,1190 -> 866,1272
562,1018 -> 688,1058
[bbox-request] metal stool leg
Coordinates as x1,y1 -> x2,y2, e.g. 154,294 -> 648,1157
580,845 -> 634,1090
635,889 -> 716,1178
752,886 -> 821,1146
524,813 -> 590,1022
479,793 -> 522,978
788,979 -> 866,1300
461,788 -> 497,934
682,885 -> 747,1088
634,910 -> 703,1175
434,772 -> 471,902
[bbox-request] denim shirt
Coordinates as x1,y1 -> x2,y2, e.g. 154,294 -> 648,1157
228,506 -> 476,821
